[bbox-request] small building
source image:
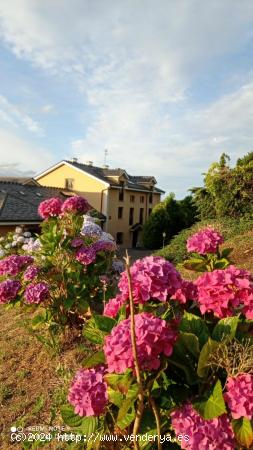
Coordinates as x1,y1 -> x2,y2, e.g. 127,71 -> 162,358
35,159 -> 164,248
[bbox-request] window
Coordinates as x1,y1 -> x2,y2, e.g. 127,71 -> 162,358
148,208 -> 152,216
149,192 -> 153,203
129,207 -> 134,225
65,178 -> 74,189
130,195 -> 135,203
140,195 -> 145,203
118,207 -> 123,219
119,182 -> 124,201
139,208 -> 144,225
116,232 -> 123,245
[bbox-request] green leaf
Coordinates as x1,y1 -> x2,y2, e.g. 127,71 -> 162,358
213,258 -> 230,269
82,351 -> 105,368
197,338 -> 219,378
79,416 -> 99,435
232,417 -> 253,449
212,316 -> 239,342
180,312 -> 209,347
93,314 -> 116,332
117,401 -> 135,430
31,313 -> 47,328
63,297 -> 75,310
60,405 -> 82,427
194,380 -> 226,419
221,247 -> 233,258
183,258 -> 207,272
107,387 -> 124,407
82,319 -> 105,345
104,370 -> 133,394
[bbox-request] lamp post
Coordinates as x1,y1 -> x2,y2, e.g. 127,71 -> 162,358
162,232 -> 166,249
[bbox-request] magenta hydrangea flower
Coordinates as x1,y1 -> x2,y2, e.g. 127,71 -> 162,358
0,279 -> 21,304
103,295 -> 125,318
186,227 -> 224,255
171,403 -> 235,450
38,197 -> 63,219
93,240 -> 116,253
61,196 -> 89,214
23,265 -> 40,281
104,312 -> 178,373
76,247 -> 96,265
172,279 -> 198,304
0,255 -> 34,276
24,282 -> 49,304
68,366 -> 108,417
118,256 -> 182,304
224,373 -> 253,420
195,265 -> 253,319
71,238 -> 84,248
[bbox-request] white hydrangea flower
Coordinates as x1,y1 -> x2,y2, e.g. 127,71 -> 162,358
23,231 -> 31,238
17,236 -> 25,243
81,215 -> 102,237
15,227 -> 23,234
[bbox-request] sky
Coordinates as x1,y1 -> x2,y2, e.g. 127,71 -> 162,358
0,1 -> 253,198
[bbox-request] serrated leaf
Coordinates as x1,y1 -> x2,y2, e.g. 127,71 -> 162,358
82,350 -> 105,368
221,248 -> 233,258
212,316 -> 239,342
197,338 -> 219,378
117,402 -> 135,430
79,416 -> 99,435
232,417 -> 253,449
180,312 -> 209,348
93,314 -> 116,333
104,370 -> 133,394
194,380 -> 226,419
107,387 -> 124,407
61,405 -> 82,427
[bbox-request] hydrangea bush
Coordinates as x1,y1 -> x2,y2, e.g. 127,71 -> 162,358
0,196 -> 120,337
62,227 -> 253,450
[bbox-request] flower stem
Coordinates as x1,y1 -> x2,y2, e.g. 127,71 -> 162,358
149,396 -> 162,450
124,251 -> 144,450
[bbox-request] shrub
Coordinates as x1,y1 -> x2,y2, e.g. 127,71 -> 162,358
61,228 -> 253,450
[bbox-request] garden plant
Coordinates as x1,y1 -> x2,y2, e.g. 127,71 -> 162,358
61,227 -> 253,450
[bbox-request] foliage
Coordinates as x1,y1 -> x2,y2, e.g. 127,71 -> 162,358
192,151 -> 253,220
62,226 -> 253,450
142,193 -> 197,250
0,196 -> 120,338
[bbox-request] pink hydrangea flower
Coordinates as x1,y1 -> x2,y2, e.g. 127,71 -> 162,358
0,279 -> 21,304
172,279 -> 198,304
61,196 -> 89,214
71,238 -> 84,248
171,403 -> 235,450
23,265 -> 40,281
186,227 -> 224,254
104,312 -> 178,373
24,282 -> 49,304
0,255 -> 34,276
68,366 -> 108,417
224,373 -> 253,420
195,265 -> 253,319
93,240 -> 116,253
76,247 -> 96,265
103,295 -> 125,318
118,256 -> 182,304
38,197 -> 63,219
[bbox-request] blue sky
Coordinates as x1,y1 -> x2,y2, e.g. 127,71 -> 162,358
0,1 -> 253,197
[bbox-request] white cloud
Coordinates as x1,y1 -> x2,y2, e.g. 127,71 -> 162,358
1,1 -> 253,195
40,104 -> 55,114
0,94 -> 43,134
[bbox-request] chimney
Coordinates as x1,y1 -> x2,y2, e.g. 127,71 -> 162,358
72,157 -> 78,163
86,160 -> 93,166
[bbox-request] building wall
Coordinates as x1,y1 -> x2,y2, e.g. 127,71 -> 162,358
107,187 -> 161,247
36,164 -> 108,213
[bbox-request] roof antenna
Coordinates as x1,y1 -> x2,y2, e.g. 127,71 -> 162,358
103,149 -> 109,168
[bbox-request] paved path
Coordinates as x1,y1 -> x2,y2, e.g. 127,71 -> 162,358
118,248 -> 152,262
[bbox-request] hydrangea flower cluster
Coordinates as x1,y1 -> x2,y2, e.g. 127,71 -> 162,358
103,294 -> 125,318
24,282 -> 49,304
195,265 -> 253,319
118,256 -> 182,303
0,279 -> 21,304
38,197 -> 63,219
186,227 -> 224,254
81,215 -> 102,237
71,238 -> 84,248
22,238 -> 41,253
171,403 -> 235,450
68,366 -> 108,417
172,280 -> 198,304
104,312 -> 177,373
0,255 -> 33,276
76,247 -> 96,265
61,196 -> 89,214
23,265 -> 40,281
224,373 -> 253,419
92,239 -> 116,253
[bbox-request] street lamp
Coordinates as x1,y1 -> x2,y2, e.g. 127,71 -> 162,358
162,232 -> 166,249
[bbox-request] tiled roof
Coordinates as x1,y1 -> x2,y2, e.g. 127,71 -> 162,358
0,177 -> 39,185
0,182 -> 68,223
65,160 -> 164,193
